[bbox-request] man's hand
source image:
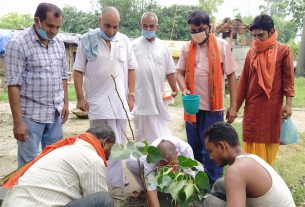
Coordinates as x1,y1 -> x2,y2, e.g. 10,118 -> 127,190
182,88 -> 191,96
282,104 -> 292,119
77,98 -> 89,112
226,106 -> 237,124
61,103 -> 69,123
13,120 -> 27,142
128,94 -> 135,111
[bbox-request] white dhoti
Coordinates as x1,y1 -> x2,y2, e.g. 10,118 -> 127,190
133,114 -> 171,144
90,119 -> 127,187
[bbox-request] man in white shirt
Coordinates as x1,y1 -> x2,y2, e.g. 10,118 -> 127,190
2,124 -> 116,207
73,6 -> 138,188
132,12 -> 178,144
126,136 -> 198,207
202,122 -> 295,207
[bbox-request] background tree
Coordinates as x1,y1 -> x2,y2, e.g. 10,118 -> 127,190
0,12 -> 32,29
61,6 -> 99,34
285,0 -> 305,76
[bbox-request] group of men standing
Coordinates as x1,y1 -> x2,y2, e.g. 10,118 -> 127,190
3,2 -> 295,207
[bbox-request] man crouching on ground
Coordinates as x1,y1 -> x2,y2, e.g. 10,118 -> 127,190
2,124 -> 115,207
201,122 -> 295,207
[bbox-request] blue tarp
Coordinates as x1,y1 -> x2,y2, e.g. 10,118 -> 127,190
0,29 -> 12,55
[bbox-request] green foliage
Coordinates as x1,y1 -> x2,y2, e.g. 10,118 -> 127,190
146,145 -> 162,163
0,12 -> 32,29
110,141 -> 210,206
284,0 -> 305,29
198,0 -> 224,15
287,39 -> 300,58
155,155 -> 210,206
61,6 -> 99,34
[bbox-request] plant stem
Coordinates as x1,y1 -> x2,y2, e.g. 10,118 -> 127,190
110,75 -> 135,140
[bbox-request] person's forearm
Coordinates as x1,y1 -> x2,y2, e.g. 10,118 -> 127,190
227,72 -> 238,108
8,86 -> 23,123
128,69 -> 135,94
166,73 -> 178,92
286,96 -> 292,106
73,71 -> 85,101
62,79 -> 68,104
176,70 -> 187,91
147,190 -> 160,207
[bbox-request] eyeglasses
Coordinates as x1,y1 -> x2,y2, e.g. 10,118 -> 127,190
190,27 -> 208,34
251,32 -> 266,38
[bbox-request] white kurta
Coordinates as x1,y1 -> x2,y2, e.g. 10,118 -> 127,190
132,37 -> 176,143
126,136 -> 196,191
74,32 -> 138,120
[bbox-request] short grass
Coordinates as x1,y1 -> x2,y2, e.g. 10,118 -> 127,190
0,85 -> 77,102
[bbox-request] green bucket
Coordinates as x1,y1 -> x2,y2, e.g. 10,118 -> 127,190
182,94 -> 200,114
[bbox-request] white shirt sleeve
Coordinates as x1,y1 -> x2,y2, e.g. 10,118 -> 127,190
73,40 -> 87,72
165,45 -> 176,75
142,156 -> 158,191
127,38 -> 138,70
79,159 -> 108,196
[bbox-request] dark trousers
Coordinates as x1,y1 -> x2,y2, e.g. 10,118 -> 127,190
65,192 -> 113,207
186,110 -> 224,187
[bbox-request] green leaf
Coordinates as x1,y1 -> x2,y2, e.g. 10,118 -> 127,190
135,140 -> 148,154
178,155 -> 199,168
168,180 -> 187,200
110,143 -> 130,160
126,141 -> 148,159
177,183 -> 196,207
195,171 -> 210,191
158,174 -> 173,192
146,146 -> 162,164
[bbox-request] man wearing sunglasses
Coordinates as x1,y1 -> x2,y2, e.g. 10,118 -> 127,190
5,3 -> 68,168
236,14 -> 295,165
176,10 -> 238,187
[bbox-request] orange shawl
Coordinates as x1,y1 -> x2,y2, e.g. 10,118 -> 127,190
2,132 -> 107,189
252,31 -> 278,98
185,34 -> 223,123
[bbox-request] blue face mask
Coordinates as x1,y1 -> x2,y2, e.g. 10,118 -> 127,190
99,31 -> 116,41
37,19 -> 50,40
142,29 -> 156,39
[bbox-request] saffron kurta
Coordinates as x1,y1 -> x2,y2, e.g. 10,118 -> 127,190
237,43 -> 294,143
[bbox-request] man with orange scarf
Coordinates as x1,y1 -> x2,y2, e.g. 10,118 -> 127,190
236,14 -> 294,165
176,10 -> 238,187
2,125 -> 115,207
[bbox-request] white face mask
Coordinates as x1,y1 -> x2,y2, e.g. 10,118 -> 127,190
191,31 -> 207,44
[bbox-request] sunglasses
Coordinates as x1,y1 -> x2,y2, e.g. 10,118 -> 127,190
190,27 -> 208,34
251,32 -> 266,38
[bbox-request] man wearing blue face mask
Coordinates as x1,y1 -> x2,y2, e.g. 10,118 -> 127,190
132,12 -> 178,145
73,6 -> 138,188
5,3 -> 68,168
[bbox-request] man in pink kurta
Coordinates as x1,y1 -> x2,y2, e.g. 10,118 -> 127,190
237,14 -> 294,165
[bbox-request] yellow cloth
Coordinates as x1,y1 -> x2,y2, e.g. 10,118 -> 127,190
243,142 -> 279,166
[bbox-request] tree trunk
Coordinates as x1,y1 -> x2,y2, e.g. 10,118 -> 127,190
296,16 -> 305,77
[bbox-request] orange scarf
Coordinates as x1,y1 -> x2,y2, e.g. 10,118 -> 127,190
252,31 -> 278,98
185,34 -> 223,123
2,132 -> 107,189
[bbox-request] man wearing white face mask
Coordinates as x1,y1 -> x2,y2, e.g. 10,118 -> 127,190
132,12 -> 178,144
73,6 -> 138,188
5,3 -> 68,168
176,10 -> 238,187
